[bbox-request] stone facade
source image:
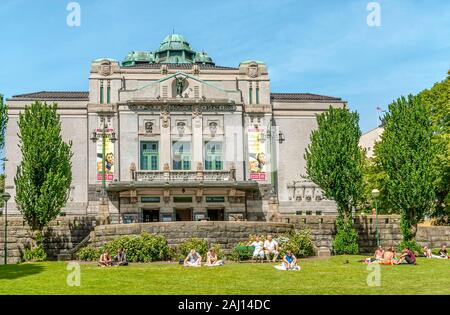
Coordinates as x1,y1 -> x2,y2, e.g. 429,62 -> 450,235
4,34 -> 345,224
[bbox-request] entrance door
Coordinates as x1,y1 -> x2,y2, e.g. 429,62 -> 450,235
143,209 -> 160,222
175,208 -> 193,221
207,208 -> 225,221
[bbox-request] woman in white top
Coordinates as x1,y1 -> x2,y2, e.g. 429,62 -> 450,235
250,236 -> 264,261
206,248 -> 223,266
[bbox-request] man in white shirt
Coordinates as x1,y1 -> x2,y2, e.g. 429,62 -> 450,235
250,236 -> 264,261
264,234 -> 279,262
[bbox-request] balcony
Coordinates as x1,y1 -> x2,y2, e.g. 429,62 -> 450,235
132,164 -> 236,182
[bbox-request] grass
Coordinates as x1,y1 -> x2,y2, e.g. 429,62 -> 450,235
0,256 -> 449,295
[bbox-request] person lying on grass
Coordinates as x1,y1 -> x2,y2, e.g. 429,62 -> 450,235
365,246 -> 385,263
394,247 -> 416,265
113,248 -> 128,266
206,248 -> 224,267
184,249 -> 202,267
98,250 -> 113,267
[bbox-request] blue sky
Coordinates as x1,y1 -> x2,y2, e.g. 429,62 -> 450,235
0,0 -> 449,133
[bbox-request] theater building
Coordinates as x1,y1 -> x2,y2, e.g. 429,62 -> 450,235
5,34 -> 346,223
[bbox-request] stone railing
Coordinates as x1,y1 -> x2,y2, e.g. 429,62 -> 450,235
135,170 -> 233,182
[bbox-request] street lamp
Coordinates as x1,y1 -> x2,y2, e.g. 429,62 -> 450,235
90,115 -> 117,201
2,192 -> 11,265
371,189 -> 380,247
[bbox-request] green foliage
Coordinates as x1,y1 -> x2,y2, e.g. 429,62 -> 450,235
0,94 -> 7,151
23,232 -> 47,262
23,245 -> 47,262
376,95 -> 435,241
178,238 -> 209,258
398,240 -> 422,255
278,230 -> 315,258
333,216 -> 359,255
305,107 -> 362,252
418,71 -> 450,225
359,153 -> 392,214
76,246 -> 101,261
14,102 -> 73,233
305,107 -> 364,216
77,232 -> 170,262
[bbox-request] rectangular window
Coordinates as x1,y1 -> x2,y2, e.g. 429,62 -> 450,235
205,142 -> 223,170
249,87 -> 253,104
140,141 -> 159,170
173,141 -> 191,170
256,87 -> 260,104
100,82 -> 104,104
107,86 -> 111,104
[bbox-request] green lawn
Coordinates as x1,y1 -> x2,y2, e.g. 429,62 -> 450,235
1,256 -> 449,295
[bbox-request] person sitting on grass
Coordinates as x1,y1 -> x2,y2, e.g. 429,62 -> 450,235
283,250 -> 300,270
206,248 -> 224,267
264,234 -> 279,262
439,245 -> 448,259
379,247 -> 396,265
250,236 -> 264,262
184,249 -> 202,267
98,250 -> 113,267
274,250 -> 300,271
365,246 -> 385,263
114,248 -> 128,266
375,246 -> 384,260
394,247 -> 416,265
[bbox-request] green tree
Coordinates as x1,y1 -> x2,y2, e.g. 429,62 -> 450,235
0,94 -> 7,208
418,70 -> 450,224
376,95 -> 435,245
304,107 -> 363,254
14,102 -> 73,247
359,152 -> 392,214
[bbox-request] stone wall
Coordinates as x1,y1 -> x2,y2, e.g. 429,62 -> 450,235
1,215 -> 449,264
282,215 -> 450,253
0,216 -> 95,264
90,221 -> 293,251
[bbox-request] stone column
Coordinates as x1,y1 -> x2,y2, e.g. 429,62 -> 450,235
160,107 -> 171,169
192,108 -> 203,168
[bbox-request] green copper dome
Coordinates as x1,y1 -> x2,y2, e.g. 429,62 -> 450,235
122,33 -> 215,66
122,51 -> 155,67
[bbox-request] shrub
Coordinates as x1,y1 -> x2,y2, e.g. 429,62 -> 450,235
76,232 -> 170,263
279,230 -> 315,258
23,245 -> 47,262
76,246 -> 101,261
333,217 -> 359,255
399,240 -> 422,255
23,232 -> 47,262
178,238 -> 209,258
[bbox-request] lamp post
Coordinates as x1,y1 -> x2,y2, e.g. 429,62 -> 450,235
91,115 -> 117,202
371,189 -> 380,247
2,192 -> 11,265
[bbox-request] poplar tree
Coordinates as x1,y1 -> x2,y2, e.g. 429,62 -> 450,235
376,95 -> 435,248
15,102 -> 73,246
305,107 -> 363,254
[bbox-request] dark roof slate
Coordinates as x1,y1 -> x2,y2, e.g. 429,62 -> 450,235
271,93 -> 342,102
10,91 -> 89,101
